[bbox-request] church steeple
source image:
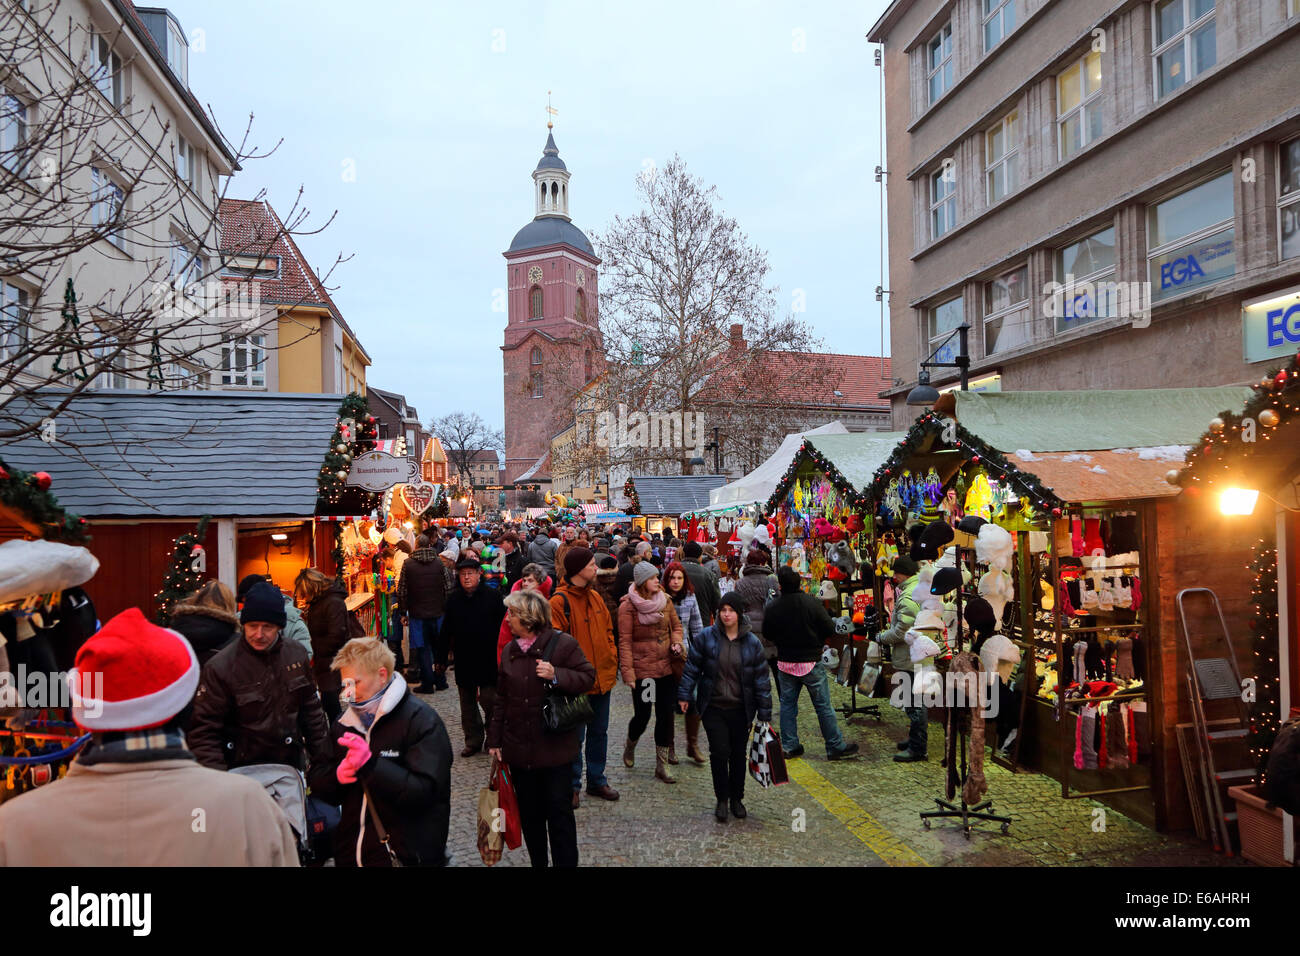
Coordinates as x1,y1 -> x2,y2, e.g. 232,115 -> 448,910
532,129 -> 571,220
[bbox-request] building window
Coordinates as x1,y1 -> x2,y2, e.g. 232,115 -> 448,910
530,285 -> 543,319
1058,50 -> 1103,160
1,280 -> 30,361
927,22 -> 953,105
530,346 -> 542,365
531,371 -> 543,398
986,111 -> 1019,204
584,348 -> 592,380
165,18 -> 188,85
222,334 -> 266,387
983,265 -> 1030,354
1148,171 -> 1234,302
166,362 -> 199,391
91,167 -> 126,250
1,93 -> 28,175
930,167 -> 956,240
983,0 -> 1015,53
90,35 -> 123,108
927,296 -> 964,366
170,239 -> 202,290
95,335 -> 128,389
1153,0 -> 1215,100
1055,225 -> 1117,332
176,136 -> 196,189
1281,138 -> 1300,261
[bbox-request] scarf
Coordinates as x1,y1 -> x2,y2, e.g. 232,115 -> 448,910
626,585 -> 667,625
349,679 -> 392,730
77,727 -> 193,766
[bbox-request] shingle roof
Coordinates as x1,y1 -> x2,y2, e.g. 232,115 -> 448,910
218,199 -> 371,363
705,351 -> 893,411
629,475 -> 729,515
1,390 -> 343,518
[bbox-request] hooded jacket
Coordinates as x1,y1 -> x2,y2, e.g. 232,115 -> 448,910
677,623 -> 772,725
528,533 -> 558,578
496,575 -> 553,664
878,574 -> 921,673
170,603 -> 238,668
313,674 -> 453,867
487,628 -> 595,770
398,548 -> 448,620
733,564 -> 778,659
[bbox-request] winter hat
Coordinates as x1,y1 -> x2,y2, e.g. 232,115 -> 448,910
930,566 -> 962,596
817,579 -> 838,601
913,607 -> 946,632
892,555 -> 920,577
67,607 -> 200,732
683,541 -> 703,559
963,596 -> 997,631
563,546 -> 594,580
975,523 -> 1014,571
632,561 -> 659,586
717,591 -> 747,621
913,520 -> 954,561
241,581 -> 287,628
978,634 -> 1021,676
236,573 -> 270,602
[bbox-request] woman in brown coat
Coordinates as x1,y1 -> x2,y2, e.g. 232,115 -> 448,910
488,588 -> 594,867
617,561 -> 685,783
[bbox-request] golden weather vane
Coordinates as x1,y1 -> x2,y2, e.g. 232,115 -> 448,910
546,90 -> 557,129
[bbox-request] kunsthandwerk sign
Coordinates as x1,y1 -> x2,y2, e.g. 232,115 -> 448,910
345,450 -> 418,492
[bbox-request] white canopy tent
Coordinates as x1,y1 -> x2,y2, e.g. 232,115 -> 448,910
702,421 -> 851,514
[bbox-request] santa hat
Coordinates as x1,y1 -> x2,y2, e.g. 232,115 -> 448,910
67,607 -> 200,732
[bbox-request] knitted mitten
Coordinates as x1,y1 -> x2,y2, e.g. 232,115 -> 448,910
1071,519 -> 1084,557
1083,518 -> 1104,556
1074,711 -> 1086,770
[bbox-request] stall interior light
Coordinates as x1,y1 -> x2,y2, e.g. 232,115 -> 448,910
1220,487 -> 1260,516
403,521 -> 414,530
270,533 -> 289,541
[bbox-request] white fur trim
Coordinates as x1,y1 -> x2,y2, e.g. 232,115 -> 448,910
68,631 -> 200,731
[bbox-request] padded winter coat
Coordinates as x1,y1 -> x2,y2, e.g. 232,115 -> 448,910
487,628 -> 595,770
877,574 -> 921,672
681,558 -> 721,625
677,624 -> 772,725
441,583 -> 507,688
528,534 -> 558,578
763,590 -> 837,664
550,583 -> 618,695
170,604 -> 238,668
304,582 -> 351,694
733,564 -> 778,659
616,592 -> 684,684
398,548 -> 448,620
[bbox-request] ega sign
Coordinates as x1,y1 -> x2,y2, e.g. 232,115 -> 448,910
1242,285 -> 1300,364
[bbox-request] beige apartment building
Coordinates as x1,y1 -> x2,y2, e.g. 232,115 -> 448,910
869,0 -> 1300,426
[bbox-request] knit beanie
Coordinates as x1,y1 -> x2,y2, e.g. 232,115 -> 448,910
240,581 -> 287,628
683,541 -> 703,559
777,565 -> 802,594
632,561 -> 659,587
717,591 -> 747,621
563,546 -> 594,580
236,573 -> 270,602
67,607 -> 200,732
892,555 -> 920,577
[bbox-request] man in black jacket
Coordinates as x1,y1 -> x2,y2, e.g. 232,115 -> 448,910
313,637 -> 453,866
189,582 -> 335,786
763,567 -> 859,761
681,541 -> 721,625
398,534 -> 449,694
497,532 -> 526,589
441,554 -> 506,757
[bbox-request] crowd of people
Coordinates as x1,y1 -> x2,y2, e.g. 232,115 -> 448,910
0,517 -> 865,869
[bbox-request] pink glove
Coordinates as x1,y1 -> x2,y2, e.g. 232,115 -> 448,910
336,732 -> 371,784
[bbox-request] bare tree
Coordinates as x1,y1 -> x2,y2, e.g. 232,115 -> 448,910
0,1 -> 346,450
431,411 -> 503,494
583,155 -> 830,481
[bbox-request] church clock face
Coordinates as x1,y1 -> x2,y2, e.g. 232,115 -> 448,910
576,269 -> 585,287
528,266 -> 543,284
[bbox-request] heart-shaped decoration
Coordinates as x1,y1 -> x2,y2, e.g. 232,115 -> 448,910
401,481 -> 438,515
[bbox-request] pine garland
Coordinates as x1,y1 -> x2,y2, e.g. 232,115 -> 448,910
0,455 -> 90,544
156,515 -> 211,625
315,393 -> 381,580
1247,539 -> 1281,776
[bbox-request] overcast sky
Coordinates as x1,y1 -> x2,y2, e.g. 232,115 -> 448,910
178,0 -> 892,430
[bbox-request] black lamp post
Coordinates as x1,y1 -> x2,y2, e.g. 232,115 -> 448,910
906,323 -> 971,407
703,426 -> 721,473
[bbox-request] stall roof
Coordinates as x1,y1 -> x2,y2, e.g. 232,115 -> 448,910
1004,448 -> 1194,503
2,390 -> 343,518
630,475 -> 728,515
803,432 -> 911,490
710,421 -> 850,508
951,388 -> 1253,452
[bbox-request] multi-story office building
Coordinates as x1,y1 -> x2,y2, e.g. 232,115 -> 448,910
869,0 -> 1300,426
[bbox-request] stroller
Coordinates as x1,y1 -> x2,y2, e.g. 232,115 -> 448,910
232,763 -> 332,865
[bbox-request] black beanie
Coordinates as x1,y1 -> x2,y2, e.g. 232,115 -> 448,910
892,555 -> 920,577
930,566 -> 962,596
240,581 -> 287,628
718,591 -> 748,621
683,541 -> 703,559
964,596 -> 997,632
776,565 -> 802,594
236,573 -> 269,602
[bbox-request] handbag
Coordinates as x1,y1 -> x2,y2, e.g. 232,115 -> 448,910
476,779 -> 504,866
540,622 -> 593,734
492,760 -> 523,850
747,721 -> 788,788
361,784 -> 403,867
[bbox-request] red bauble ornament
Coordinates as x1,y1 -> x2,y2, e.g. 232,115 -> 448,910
0,465 -> 8,481
1276,370 -> 1289,389
33,471 -> 51,491
1051,507 -> 1062,517
972,455 -> 981,463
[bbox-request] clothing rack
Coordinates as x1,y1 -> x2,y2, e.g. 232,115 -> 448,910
919,541 -> 1012,839
840,570 -> 883,723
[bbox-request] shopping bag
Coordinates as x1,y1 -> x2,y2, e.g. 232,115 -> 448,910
748,721 -> 784,789
857,662 -> 883,697
764,727 -> 789,786
492,760 -> 522,851
476,777 -> 504,866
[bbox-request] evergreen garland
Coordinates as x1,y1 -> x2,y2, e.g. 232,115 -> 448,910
1247,539 -> 1281,776
0,455 -> 90,544
156,515 -> 211,625
316,393 -> 380,580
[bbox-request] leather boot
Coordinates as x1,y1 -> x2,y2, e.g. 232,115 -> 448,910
685,713 -> 706,764
623,736 -> 638,769
667,739 -> 680,765
654,746 -> 677,784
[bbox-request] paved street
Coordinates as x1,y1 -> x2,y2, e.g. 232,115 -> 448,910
419,672 -> 1237,868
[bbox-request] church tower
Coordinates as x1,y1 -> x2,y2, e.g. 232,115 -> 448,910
502,124 -> 602,501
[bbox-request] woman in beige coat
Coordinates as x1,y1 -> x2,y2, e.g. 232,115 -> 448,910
617,562 -> 685,783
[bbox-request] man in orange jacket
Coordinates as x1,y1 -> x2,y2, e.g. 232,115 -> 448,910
551,547 -> 620,807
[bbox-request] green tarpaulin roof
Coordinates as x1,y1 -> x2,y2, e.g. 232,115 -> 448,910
949,387 -> 1254,453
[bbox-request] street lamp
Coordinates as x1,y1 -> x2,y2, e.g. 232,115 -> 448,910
906,323 -> 970,407
703,426 -> 721,473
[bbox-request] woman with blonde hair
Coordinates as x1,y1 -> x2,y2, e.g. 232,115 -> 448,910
295,568 -> 351,722
171,579 -> 239,667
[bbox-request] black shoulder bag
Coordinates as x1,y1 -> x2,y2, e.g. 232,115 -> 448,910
541,599 -> 594,734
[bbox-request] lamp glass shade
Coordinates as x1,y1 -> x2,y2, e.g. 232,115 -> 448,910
906,382 -> 941,406
1220,487 -> 1259,516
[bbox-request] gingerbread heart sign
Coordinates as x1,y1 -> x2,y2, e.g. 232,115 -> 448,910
400,481 -> 438,516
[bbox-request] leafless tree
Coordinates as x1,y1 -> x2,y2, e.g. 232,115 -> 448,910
0,1 -> 346,450
581,155 -> 830,480
431,411 -> 503,494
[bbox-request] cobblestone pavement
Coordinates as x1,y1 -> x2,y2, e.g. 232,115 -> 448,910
417,672 -> 1241,868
